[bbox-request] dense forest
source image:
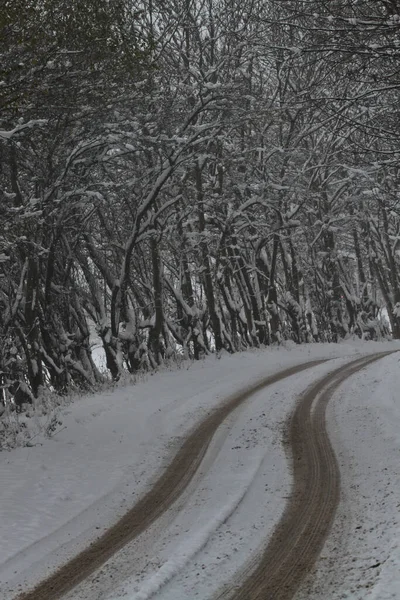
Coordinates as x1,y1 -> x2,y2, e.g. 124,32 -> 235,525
1,0 -> 400,402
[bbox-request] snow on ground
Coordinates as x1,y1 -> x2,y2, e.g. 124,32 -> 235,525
0,340 -> 398,600
297,350 -> 400,600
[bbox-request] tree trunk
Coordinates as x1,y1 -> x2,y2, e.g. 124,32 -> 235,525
195,162 -> 224,352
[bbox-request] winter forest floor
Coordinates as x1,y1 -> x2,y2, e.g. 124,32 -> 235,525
0,341 -> 399,600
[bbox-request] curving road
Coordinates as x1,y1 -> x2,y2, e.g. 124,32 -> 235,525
16,352 -> 395,600
16,359 -> 327,600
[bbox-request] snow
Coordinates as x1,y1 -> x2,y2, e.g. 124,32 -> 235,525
0,120 -> 47,140
0,340 -> 399,600
125,452 -> 265,600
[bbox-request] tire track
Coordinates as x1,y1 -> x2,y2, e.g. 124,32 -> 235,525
15,359 -> 327,600
215,351 -> 395,600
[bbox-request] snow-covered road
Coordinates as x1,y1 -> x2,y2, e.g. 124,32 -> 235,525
1,341 -> 399,600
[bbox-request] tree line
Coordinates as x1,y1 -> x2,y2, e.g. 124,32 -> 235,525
1,0 -> 399,401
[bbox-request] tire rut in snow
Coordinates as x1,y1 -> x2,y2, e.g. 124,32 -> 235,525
15,359 -> 327,600
215,351 -> 396,600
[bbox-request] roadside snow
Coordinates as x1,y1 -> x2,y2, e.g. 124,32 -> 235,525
0,340 -> 398,600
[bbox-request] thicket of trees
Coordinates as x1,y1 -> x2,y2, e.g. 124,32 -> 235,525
1,0 -> 400,401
